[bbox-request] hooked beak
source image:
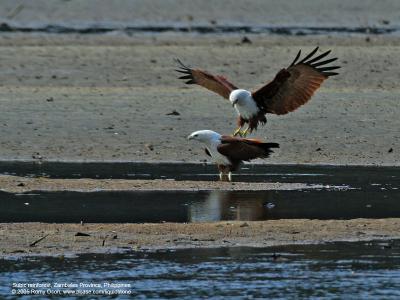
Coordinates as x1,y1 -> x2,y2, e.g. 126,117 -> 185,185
187,134 -> 193,140
232,99 -> 238,107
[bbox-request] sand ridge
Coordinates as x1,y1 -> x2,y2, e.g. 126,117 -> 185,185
0,175 -> 323,193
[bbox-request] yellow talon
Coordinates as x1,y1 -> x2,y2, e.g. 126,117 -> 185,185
241,127 -> 250,137
233,127 -> 243,137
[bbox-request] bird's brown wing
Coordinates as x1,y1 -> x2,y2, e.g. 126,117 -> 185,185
252,47 -> 340,115
175,59 -> 238,99
217,136 -> 279,161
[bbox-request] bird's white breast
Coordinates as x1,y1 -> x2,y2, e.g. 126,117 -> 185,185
234,96 -> 259,119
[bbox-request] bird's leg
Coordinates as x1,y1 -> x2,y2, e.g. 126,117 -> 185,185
219,172 -> 230,181
233,126 -> 243,137
228,172 -> 232,182
241,125 -> 251,137
218,165 -> 230,181
234,117 -> 247,137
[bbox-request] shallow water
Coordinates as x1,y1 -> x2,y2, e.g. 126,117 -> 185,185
1,240 -> 399,299
1,187 -> 399,223
1,163 -> 399,223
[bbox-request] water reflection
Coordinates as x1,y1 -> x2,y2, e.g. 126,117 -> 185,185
1,185 -> 400,222
189,190 -> 270,222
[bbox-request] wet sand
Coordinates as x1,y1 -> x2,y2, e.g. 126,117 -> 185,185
0,175 -> 318,193
1,219 -> 399,257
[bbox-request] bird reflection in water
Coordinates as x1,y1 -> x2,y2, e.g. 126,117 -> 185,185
189,190 -> 274,222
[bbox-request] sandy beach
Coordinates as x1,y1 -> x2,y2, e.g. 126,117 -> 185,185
0,35 -> 399,165
0,0 -> 399,165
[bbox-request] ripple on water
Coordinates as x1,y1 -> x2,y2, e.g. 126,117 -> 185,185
1,240 -> 400,299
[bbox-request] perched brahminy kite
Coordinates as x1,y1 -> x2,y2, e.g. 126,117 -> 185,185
176,47 -> 340,136
187,130 -> 279,181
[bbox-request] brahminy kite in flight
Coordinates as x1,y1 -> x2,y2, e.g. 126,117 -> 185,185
176,47 -> 340,136
187,130 -> 279,181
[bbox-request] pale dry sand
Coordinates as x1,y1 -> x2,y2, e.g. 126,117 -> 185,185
0,35 -> 399,165
1,219 -> 399,257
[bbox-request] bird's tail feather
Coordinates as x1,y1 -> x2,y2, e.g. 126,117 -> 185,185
262,142 -> 280,148
258,142 -> 280,156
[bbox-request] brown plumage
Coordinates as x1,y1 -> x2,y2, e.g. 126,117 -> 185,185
188,130 -> 279,181
252,47 -> 339,115
218,136 -> 278,168
217,136 -> 279,178
175,58 -> 238,99
176,47 -> 340,135
203,136 -> 278,169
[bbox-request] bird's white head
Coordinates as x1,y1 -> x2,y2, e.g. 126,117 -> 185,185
187,130 -> 221,143
229,89 -> 252,107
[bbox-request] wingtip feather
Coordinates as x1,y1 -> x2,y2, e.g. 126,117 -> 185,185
323,72 -> 339,76
298,46 -> 320,64
174,58 -> 190,69
311,57 -> 338,67
179,75 -> 192,79
290,49 -> 302,67
317,66 -> 341,72
303,49 -> 332,65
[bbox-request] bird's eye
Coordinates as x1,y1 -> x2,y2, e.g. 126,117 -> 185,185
194,134 -> 198,137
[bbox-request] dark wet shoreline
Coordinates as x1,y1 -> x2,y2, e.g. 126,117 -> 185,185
0,22 -> 397,35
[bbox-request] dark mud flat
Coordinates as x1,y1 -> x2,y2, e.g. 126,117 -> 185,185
1,240 -> 399,299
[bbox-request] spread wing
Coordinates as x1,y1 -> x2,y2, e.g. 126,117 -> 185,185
252,47 -> 340,115
217,136 -> 279,162
175,59 -> 238,99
